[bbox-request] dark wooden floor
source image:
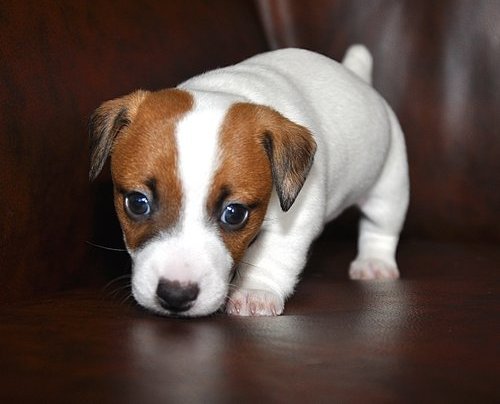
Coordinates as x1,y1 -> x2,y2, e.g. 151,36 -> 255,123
1,240 -> 498,403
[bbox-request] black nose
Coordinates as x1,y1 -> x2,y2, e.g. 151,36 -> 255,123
156,279 -> 199,313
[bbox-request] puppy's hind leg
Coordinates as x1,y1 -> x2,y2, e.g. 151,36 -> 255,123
350,108 -> 410,280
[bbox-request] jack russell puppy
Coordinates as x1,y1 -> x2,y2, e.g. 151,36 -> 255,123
89,45 -> 409,317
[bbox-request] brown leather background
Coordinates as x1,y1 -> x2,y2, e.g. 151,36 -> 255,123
0,0 -> 499,302
0,2 -> 498,400
0,0 -> 268,302
257,0 -> 500,242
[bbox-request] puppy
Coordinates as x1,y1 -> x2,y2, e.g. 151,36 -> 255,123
89,45 -> 409,317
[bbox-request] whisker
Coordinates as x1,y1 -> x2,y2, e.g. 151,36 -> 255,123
119,291 -> 134,305
239,260 -> 264,271
109,282 -> 132,296
225,294 -> 236,306
103,274 -> 132,292
108,286 -> 130,300
86,240 -> 127,252
227,282 -> 240,291
105,280 -> 134,306
102,275 -> 133,304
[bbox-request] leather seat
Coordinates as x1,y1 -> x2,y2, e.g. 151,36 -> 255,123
0,1 -> 498,401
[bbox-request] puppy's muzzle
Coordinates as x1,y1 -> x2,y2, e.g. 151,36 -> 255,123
156,279 -> 200,313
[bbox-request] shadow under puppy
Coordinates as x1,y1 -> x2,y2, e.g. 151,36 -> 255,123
89,45 -> 409,317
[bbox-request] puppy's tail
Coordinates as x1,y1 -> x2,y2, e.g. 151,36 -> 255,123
342,44 -> 373,85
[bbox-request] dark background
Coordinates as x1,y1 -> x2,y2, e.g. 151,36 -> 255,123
0,1 -> 498,401
1,0 -> 498,303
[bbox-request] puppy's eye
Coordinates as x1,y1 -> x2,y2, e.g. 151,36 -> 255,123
124,192 -> 151,219
220,203 -> 249,230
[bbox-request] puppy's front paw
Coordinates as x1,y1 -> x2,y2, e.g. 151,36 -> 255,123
349,258 -> 400,280
226,288 -> 284,316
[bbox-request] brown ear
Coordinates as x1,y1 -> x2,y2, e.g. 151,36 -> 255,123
88,90 -> 148,181
256,106 -> 317,211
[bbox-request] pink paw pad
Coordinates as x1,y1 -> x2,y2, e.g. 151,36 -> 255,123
226,289 -> 284,316
349,258 -> 400,280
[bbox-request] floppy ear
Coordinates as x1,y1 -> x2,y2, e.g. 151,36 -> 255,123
88,90 -> 148,181
256,106 -> 317,212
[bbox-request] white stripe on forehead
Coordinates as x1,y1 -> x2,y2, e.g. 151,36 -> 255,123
174,92 -> 231,226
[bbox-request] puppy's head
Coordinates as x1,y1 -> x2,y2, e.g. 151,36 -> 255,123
89,89 -> 316,316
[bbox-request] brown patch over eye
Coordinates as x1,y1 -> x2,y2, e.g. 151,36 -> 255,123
208,103 -> 274,263
111,89 -> 193,250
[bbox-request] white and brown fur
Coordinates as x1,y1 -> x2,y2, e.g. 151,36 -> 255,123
89,46 -> 409,317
